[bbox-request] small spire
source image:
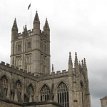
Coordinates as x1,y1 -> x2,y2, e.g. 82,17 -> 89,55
68,52 -> 72,65
75,52 -> 78,65
68,52 -> 73,71
52,64 -> 54,72
84,58 -> 87,67
24,25 -> 27,32
23,25 -> 28,36
79,61 -> 82,69
82,58 -> 87,71
81,60 -> 84,66
33,11 -> 40,23
44,18 -> 50,30
12,18 -> 18,31
69,52 -> 71,60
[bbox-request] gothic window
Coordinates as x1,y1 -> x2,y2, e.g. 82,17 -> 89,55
26,84 -> 34,102
0,75 -> 8,98
27,41 -> 31,49
25,54 -> 32,72
16,56 -> 22,69
40,84 -> 50,102
26,39 -> 32,51
57,82 -> 69,107
17,44 -> 21,51
16,41 -> 22,52
16,80 -> 22,102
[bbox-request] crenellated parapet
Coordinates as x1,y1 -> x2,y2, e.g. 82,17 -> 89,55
0,61 -> 38,81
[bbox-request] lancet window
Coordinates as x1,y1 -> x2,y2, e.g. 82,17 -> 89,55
40,84 -> 50,102
16,80 -> 22,102
27,84 -> 34,102
0,75 -> 8,98
16,41 -> 22,53
25,54 -> 32,72
57,82 -> 69,107
16,56 -> 22,69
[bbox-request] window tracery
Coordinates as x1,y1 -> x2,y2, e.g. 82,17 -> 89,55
1,75 -> 8,98
40,84 -> 50,102
16,41 -> 22,53
16,56 -> 22,69
57,82 -> 69,107
16,80 -> 22,102
25,54 -> 32,72
25,39 -> 32,51
27,84 -> 34,102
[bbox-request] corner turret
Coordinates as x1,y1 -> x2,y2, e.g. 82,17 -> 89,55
33,11 -> 40,34
43,18 -> 50,41
11,18 -> 18,41
43,18 -> 50,30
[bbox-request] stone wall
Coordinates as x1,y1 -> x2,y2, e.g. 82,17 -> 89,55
24,102 -> 62,107
0,99 -> 21,107
0,99 -> 62,107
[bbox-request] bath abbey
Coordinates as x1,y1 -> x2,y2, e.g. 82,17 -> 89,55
0,11 -> 91,107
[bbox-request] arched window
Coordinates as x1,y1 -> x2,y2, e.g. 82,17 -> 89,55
0,75 -> 8,98
40,84 -> 50,102
57,82 -> 69,107
16,56 -> 22,69
26,84 -> 34,102
16,80 -> 22,102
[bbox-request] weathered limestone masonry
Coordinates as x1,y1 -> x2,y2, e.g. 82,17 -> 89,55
0,98 -> 61,107
0,11 -> 91,107
11,11 -> 50,75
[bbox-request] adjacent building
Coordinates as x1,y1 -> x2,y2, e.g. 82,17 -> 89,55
100,96 -> 107,107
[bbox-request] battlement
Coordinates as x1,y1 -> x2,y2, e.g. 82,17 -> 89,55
0,61 -> 69,81
51,70 -> 68,75
17,29 -> 34,39
37,70 -> 69,81
0,61 -> 37,80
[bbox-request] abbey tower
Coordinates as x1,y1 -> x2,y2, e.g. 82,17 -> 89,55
11,11 -> 50,75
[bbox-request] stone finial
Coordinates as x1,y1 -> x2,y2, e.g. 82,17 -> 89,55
84,58 -> 87,69
68,52 -> 73,68
23,25 -> 28,36
44,18 -> 50,30
33,11 -> 40,23
33,11 -> 40,30
52,64 -> 54,72
12,18 -> 18,31
74,52 -> 78,66
81,60 -> 84,66
69,52 -> 72,64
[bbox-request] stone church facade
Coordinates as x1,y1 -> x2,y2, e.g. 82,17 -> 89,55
0,12 -> 91,107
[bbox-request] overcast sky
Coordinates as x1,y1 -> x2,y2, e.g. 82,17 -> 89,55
1,0 -> 107,107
